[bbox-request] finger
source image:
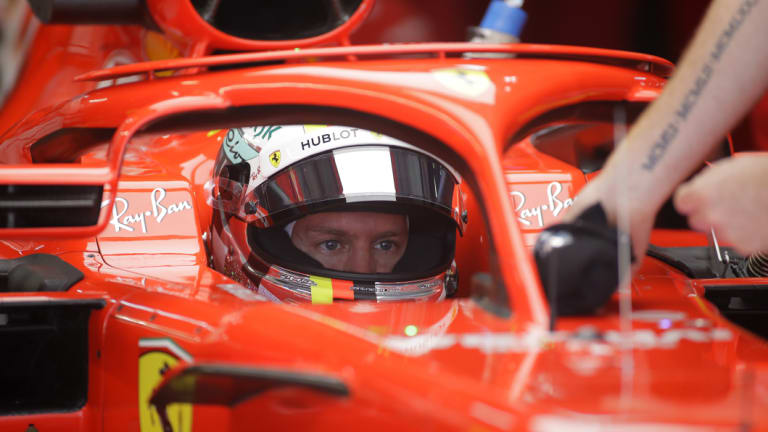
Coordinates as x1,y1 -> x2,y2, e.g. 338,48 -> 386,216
631,242 -> 647,272
686,212 -> 711,233
629,223 -> 651,272
673,181 -> 703,215
715,225 -> 760,256
731,237 -> 762,257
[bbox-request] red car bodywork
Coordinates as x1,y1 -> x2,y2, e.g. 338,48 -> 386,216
2,1 -> 768,430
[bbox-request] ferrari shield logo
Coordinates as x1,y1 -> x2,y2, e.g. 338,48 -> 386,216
138,338 -> 193,432
269,150 -> 281,168
432,68 -> 492,97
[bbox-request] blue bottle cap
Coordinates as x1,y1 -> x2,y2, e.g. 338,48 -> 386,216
480,1 -> 528,38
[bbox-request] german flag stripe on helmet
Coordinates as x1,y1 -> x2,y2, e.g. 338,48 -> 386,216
309,276 -> 355,304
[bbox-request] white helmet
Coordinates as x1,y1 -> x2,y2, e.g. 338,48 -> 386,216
209,124 -> 466,303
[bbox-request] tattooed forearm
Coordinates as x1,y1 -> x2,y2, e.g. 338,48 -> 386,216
641,0 -> 759,171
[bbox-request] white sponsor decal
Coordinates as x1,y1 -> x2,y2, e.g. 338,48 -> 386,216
383,327 -> 733,357
102,188 -> 192,233
511,181 -> 574,227
300,128 -> 360,151
218,283 -> 267,302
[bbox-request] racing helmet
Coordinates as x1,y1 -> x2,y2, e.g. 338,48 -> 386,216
208,124 -> 466,303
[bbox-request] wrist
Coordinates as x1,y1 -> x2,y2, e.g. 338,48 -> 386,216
590,166 -> 665,225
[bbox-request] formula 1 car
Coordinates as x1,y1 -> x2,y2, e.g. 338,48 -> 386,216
2,0 -> 768,430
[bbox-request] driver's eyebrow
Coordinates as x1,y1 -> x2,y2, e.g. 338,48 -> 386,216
373,231 -> 404,239
306,227 -> 349,237
306,228 -> 405,238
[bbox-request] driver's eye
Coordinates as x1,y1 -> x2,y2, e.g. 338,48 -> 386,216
321,240 -> 341,251
377,240 -> 394,251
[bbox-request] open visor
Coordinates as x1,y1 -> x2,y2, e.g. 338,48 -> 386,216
223,146 -> 464,230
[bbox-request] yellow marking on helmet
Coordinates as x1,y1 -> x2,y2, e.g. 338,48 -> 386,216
303,125 -> 328,133
310,276 -> 333,304
207,129 -> 222,137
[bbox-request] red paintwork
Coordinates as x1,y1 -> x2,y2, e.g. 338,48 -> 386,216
144,0 -> 375,50
72,42 -> 674,82
2,1 -> 768,431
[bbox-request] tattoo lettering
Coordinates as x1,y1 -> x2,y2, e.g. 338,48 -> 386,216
641,0 -> 759,171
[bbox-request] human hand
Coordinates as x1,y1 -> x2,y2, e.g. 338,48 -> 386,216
674,153 -> 768,255
564,173 -> 658,271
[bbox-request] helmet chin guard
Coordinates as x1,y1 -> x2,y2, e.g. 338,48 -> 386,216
254,264 -> 450,304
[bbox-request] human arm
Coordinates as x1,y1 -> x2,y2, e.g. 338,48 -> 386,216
566,0 -> 768,261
